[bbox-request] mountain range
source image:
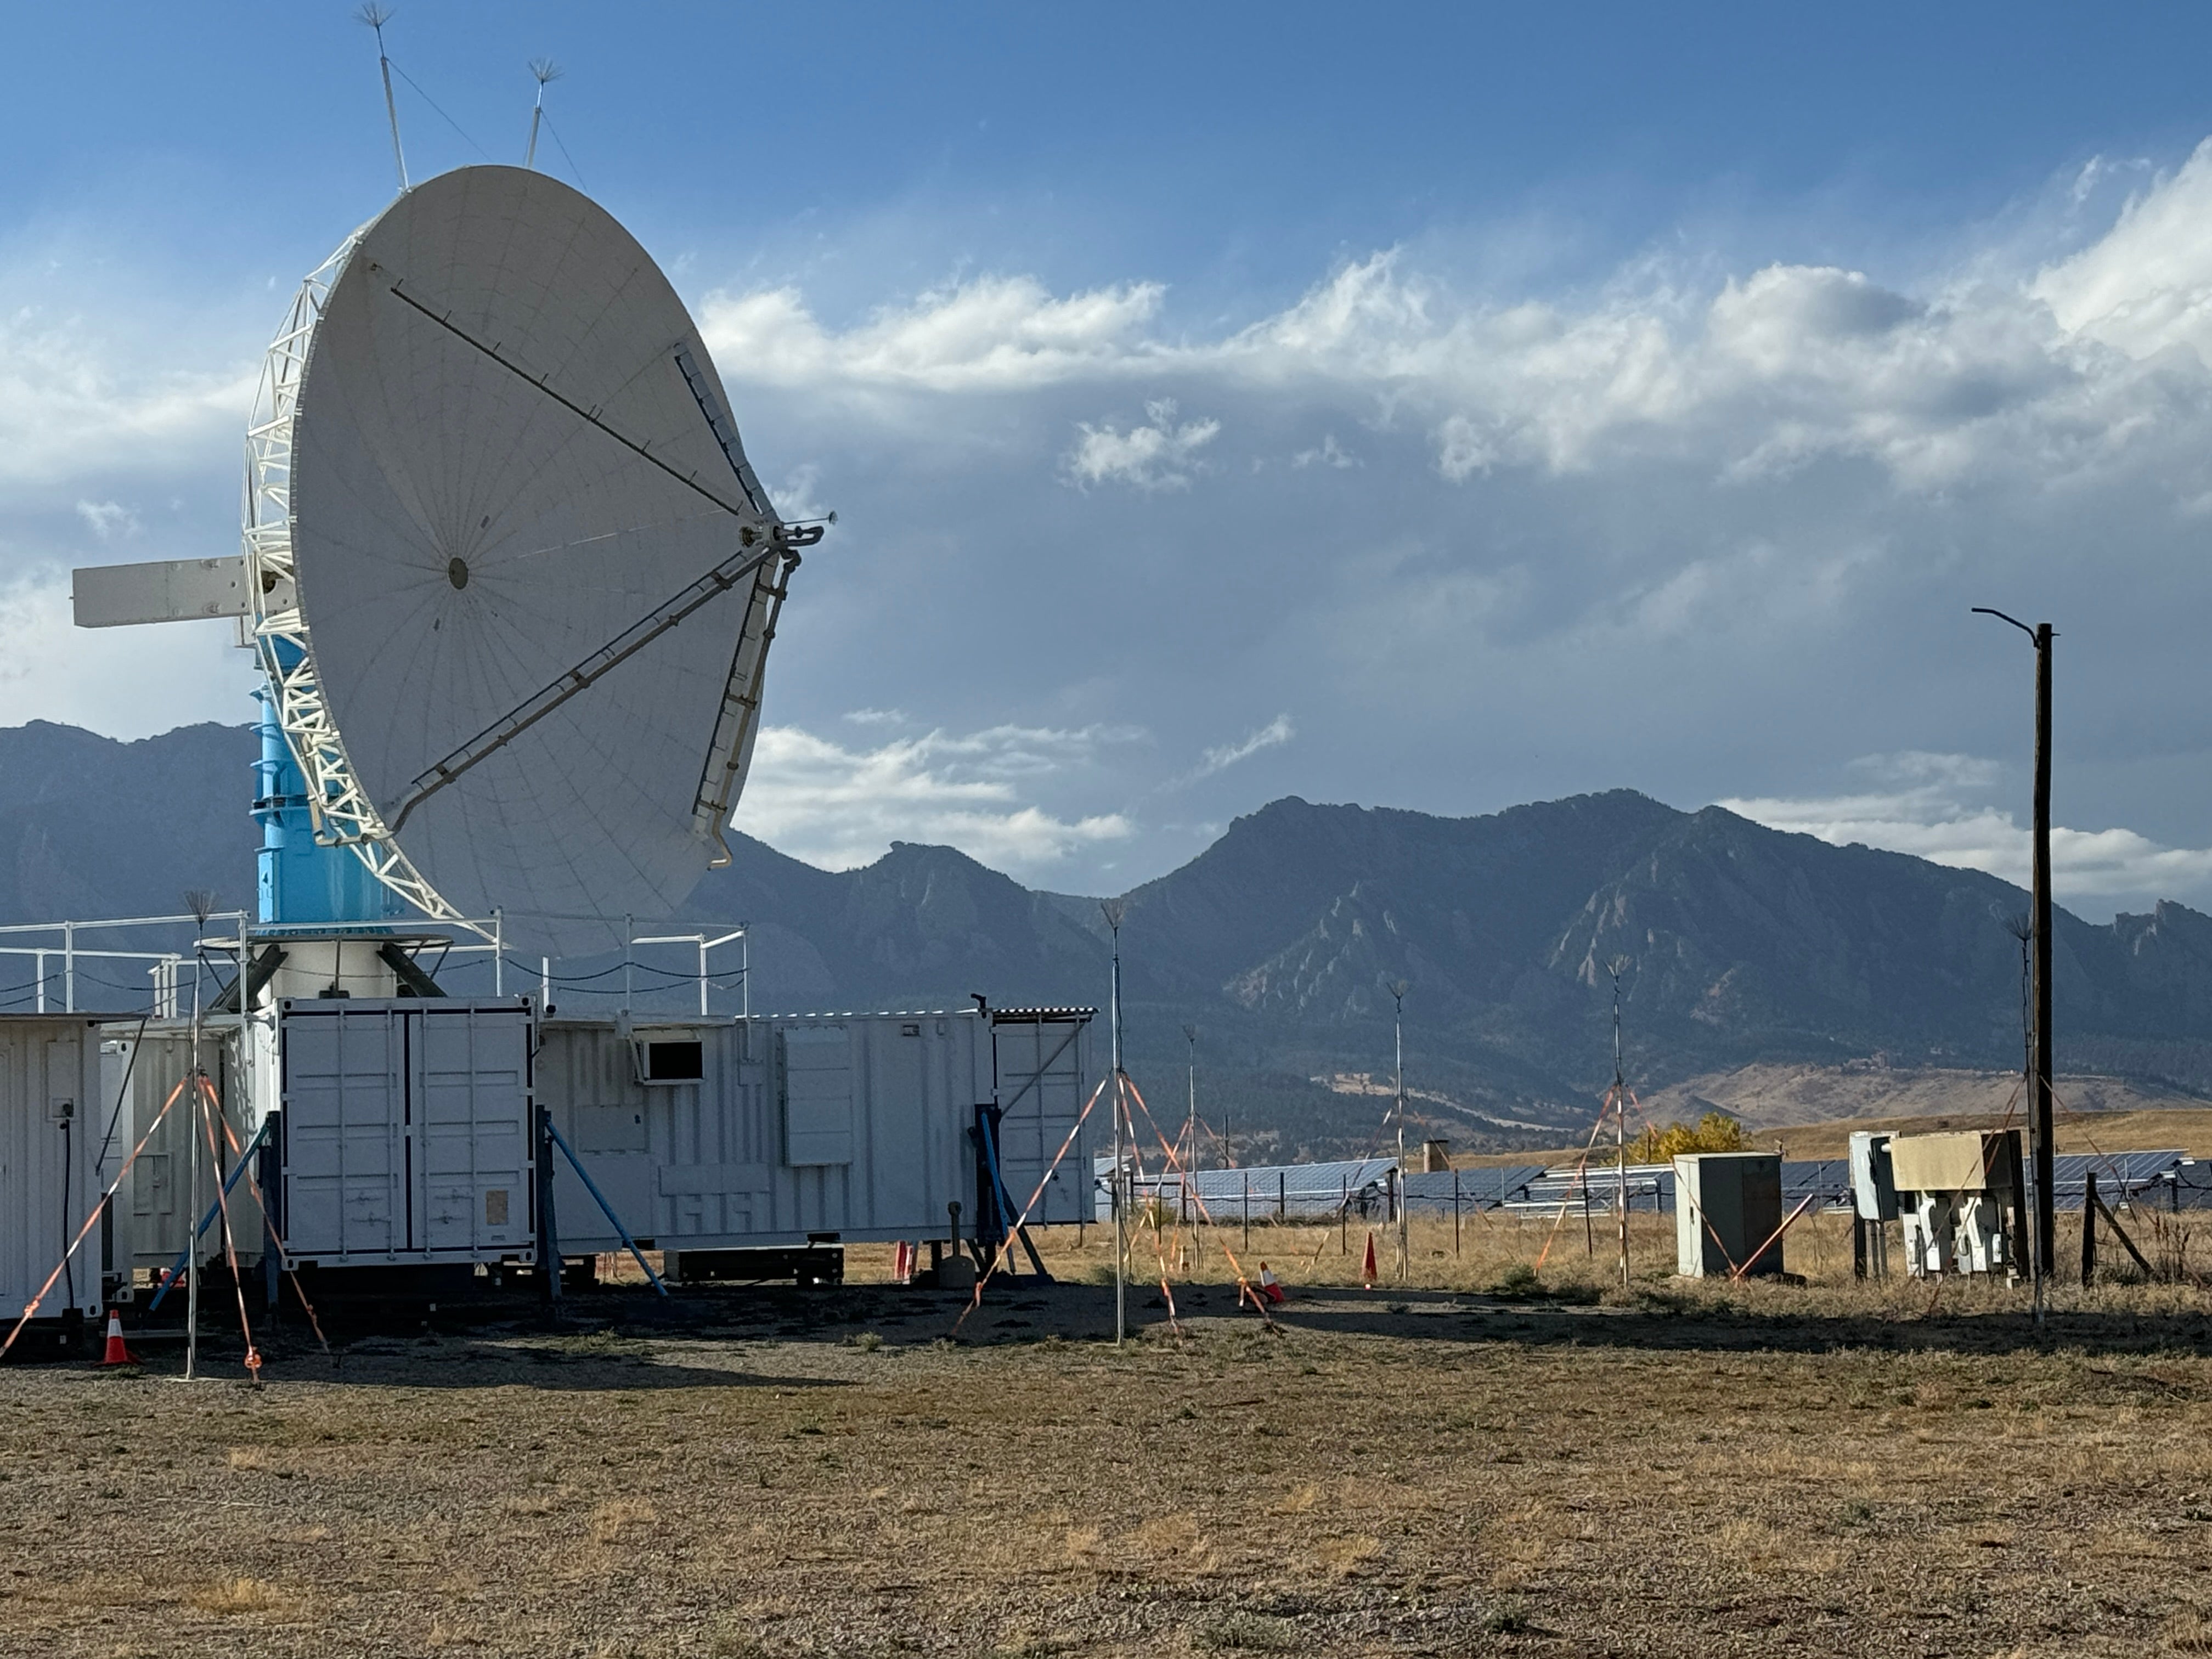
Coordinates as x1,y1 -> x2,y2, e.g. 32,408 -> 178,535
7,719 -> 2212,1156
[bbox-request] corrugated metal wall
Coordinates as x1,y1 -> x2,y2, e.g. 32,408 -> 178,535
539,1012 -> 989,1250
0,1017 -> 105,1319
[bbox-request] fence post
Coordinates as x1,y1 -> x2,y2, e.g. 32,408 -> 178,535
1242,1173 -> 1250,1249
1453,1169 -> 1462,1257
1341,1176 -> 1348,1254
2082,1169 -> 2098,1286
1278,1171 -> 1286,1222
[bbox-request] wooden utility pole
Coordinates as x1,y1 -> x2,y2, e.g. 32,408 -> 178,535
1976,609 -> 2056,1302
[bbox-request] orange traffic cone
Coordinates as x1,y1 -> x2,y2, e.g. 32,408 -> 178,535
1361,1232 -> 1378,1289
98,1308 -> 138,1367
893,1242 -> 915,1285
1257,1263 -> 1286,1305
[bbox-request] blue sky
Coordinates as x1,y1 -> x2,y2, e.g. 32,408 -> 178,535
12,4 -> 2212,917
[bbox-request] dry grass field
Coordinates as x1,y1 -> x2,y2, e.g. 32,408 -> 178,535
1453,1102 -> 2212,1167
1635,1063 -> 2210,1132
6,1212 -> 2212,1657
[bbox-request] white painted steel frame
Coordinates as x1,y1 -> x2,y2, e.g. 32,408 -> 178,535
241,234 -> 472,933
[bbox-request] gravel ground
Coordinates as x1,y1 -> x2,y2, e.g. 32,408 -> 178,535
4,1261 -> 2212,1658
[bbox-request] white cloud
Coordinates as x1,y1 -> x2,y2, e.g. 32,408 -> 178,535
699,274 -> 1166,393
0,300 -> 251,489
2034,140 -> 2212,360
737,721 -> 1138,873
1292,433 -> 1359,470
769,462 -> 830,523
1722,751 -> 2212,904
1193,714 -> 1295,779
1434,414 -> 1496,481
74,499 -> 137,541
696,151 -> 2212,503
1064,397 -> 1221,490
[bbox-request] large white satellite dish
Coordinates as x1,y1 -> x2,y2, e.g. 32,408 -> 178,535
240,165 -> 813,953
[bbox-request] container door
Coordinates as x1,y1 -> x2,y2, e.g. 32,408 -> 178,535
992,1015 -> 1090,1224
281,1006 -> 406,1257
411,1005 -> 533,1255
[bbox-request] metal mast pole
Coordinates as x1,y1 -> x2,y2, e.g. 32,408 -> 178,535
2032,624 -> 2055,1288
1611,962 -> 1630,1290
184,923 -> 205,1381
1390,980 -> 1409,1283
1182,1023 -> 1199,1263
184,902 -> 215,1380
359,5 -> 409,193
1103,901 -> 1127,1346
524,58 -> 561,170
1976,607 -> 2057,1305
1183,1024 -> 1198,1170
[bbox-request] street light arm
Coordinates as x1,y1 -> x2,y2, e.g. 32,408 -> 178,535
1971,606 -> 2038,643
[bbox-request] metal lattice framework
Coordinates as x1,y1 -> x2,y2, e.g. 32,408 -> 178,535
241,232 -> 477,935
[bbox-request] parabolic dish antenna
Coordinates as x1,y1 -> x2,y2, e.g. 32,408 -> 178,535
242,165 -> 812,955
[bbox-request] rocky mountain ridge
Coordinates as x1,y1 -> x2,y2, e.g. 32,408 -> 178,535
7,720 -> 2211,1154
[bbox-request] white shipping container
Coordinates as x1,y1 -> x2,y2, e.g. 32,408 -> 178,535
276,999 -> 535,1266
0,1017 -> 106,1321
539,1012 -> 993,1251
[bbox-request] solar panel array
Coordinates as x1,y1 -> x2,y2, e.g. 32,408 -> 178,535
2164,1160 -> 2212,1211
1112,1148 -> 2198,1220
1401,1167 -> 1550,1212
2038,1150 -> 2188,1211
1125,1158 -> 1397,1222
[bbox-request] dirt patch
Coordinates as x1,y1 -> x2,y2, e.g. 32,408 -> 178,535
7,1223 -> 2212,1657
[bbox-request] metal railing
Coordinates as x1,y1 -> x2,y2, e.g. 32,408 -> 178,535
0,912 -> 248,1015
0,910 -> 750,1020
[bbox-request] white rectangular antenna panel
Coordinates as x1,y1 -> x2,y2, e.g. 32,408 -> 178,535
72,556 -> 251,628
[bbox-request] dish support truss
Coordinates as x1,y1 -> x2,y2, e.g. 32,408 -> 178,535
241,233 -> 802,931
239,233 -> 469,932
